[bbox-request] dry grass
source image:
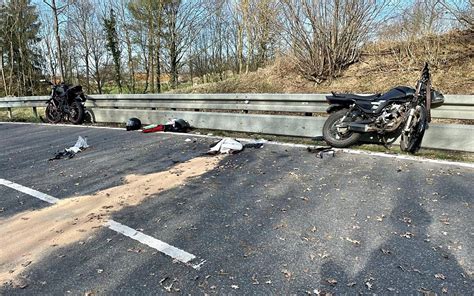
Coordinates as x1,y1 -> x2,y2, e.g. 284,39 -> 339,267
176,30 -> 474,95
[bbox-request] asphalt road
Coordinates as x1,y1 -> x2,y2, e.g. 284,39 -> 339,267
0,122 -> 473,295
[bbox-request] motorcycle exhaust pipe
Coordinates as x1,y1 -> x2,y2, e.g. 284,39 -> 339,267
348,123 -> 376,132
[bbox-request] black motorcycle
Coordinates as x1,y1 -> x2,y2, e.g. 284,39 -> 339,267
44,81 -> 87,124
322,63 -> 444,154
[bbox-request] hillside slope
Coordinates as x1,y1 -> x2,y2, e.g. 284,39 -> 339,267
177,30 -> 473,95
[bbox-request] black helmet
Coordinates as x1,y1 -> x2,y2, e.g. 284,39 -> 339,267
173,118 -> 190,132
126,118 -> 141,131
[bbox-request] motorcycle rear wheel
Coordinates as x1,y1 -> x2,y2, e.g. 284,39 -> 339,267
68,101 -> 85,124
45,101 -> 62,123
323,109 -> 361,148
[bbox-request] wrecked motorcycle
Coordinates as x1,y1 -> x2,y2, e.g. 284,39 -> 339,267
44,81 -> 87,124
322,63 -> 444,154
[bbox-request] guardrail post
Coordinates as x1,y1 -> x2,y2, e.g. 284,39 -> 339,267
32,107 -> 38,118
7,107 -> 12,119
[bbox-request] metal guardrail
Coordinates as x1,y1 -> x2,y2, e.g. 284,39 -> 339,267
1,94 -> 473,152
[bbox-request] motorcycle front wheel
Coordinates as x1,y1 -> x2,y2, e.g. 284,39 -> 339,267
68,101 -> 85,124
323,109 -> 361,148
45,101 -> 62,123
400,105 -> 427,154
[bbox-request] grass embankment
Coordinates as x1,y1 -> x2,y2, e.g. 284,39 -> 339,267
175,30 -> 474,95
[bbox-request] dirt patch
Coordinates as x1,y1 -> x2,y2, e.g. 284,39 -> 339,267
0,155 -> 223,286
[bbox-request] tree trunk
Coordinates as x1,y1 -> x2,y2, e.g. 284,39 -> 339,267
48,0 -> 65,82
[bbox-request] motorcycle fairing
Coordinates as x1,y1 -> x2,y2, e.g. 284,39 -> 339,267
327,86 -> 416,114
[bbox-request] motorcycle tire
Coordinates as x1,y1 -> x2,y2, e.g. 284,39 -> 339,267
68,101 -> 85,125
323,109 -> 361,148
45,101 -> 62,123
400,106 -> 427,154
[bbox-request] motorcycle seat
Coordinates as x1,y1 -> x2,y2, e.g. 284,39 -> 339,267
332,92 -> 381,101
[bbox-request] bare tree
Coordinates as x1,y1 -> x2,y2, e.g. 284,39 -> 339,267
280,0 -> 391,82
43,0 -> 68,82
162,0 -> 207,88
439,0 -> 474,28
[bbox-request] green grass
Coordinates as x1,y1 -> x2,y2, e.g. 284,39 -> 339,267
0,107 -> 44,122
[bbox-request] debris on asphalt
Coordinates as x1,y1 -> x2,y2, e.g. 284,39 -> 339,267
243,139 -> 266,149
142,118 -> 190,133
307,146 -> 335,158
49,136 -> 89,160
208,138 -> 244,155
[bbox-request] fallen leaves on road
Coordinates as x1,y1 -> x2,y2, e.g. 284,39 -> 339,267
435,273 -> 446,280
400,232 -> 414,239
365,281 -> 373,290
326,278 -> 337,286
0,156 -> 223,285
345,237 -> 361,246
282,269 -> 292,281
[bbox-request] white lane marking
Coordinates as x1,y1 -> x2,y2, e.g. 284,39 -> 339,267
106,220 -> 204,270
0,177 -> 204,270
1,121 -> 473,168
0,178 -> 59,204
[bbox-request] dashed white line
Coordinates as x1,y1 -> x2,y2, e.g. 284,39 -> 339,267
0,178 -> 203,270
0,178 -> 59,204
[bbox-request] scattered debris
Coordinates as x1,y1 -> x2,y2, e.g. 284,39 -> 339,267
307,146 -> 335,158
49,136 -> 89,160
243,139 -> 266,149
142,118 -> 190,133
208,138 -> 244,155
